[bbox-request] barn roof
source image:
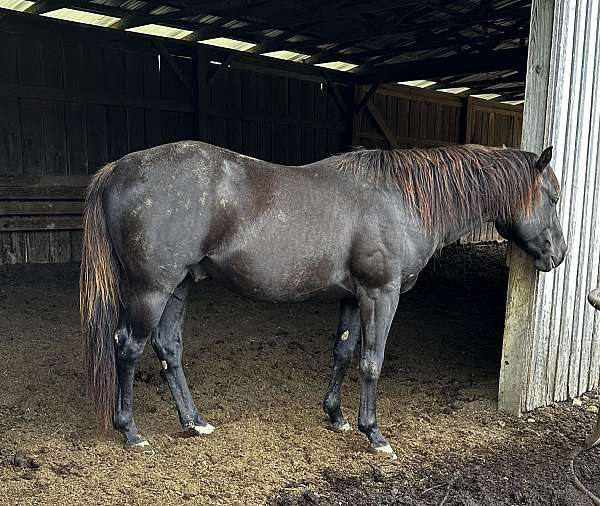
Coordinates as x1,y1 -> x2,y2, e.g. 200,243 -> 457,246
1,0 -> 529,102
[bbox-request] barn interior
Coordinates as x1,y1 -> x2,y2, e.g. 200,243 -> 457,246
0,0 -> 527,375
4,2 -> 589,504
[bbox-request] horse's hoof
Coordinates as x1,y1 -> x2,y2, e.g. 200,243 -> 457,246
182,423 -> 215,437
124,438 -> 152,453
372,444 -> 397,460
329,421 -> 351,433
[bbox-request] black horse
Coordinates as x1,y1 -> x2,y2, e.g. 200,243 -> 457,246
81,141 -> 567,457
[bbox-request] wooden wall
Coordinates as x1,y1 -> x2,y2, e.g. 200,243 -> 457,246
353,84 -> 466,148
353,84 -> 523,149
207,69 -> 351,166
465,96 -> 524,148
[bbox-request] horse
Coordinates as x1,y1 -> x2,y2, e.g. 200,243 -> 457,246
80,141 -> 567,458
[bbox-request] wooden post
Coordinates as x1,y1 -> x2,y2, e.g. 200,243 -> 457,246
498,0 -> 554,415
197,45 -> 209,142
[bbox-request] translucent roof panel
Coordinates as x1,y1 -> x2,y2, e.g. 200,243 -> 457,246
127,24 -> 193,39
262,50 -> 309,62
0,0 -> 33,10
315,61 -> 358,72
437,87 -> 470,94
199,37 -> 256,51
502,100 -> 525,105
397,79 -> 437,88
41,8 -> 120,27
470,93 -> 502,100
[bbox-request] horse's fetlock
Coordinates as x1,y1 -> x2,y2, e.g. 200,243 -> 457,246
357,419 -> 374,435
323,395 -> 340,416
113,413 -> 130,431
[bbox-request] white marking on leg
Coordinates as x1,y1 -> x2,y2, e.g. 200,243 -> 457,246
161,360 -> 168,370
114,333 -> 119,344
341,330 -> 350,341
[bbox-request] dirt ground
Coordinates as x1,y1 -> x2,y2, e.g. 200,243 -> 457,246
1,243 -> 599,505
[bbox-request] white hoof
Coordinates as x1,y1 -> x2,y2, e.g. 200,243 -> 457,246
372,444 -> 397,460
337,422 -> 351,432
187,423 -> 215,435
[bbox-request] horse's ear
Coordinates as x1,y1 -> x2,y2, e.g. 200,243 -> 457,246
536,146 -> 553,172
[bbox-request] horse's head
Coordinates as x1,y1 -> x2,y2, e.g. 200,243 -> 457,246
495,146 -> 568,272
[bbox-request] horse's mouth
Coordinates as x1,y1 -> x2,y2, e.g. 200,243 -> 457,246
534,255 -> 554,272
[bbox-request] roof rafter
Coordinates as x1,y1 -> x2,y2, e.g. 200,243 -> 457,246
354,47 -> 528,83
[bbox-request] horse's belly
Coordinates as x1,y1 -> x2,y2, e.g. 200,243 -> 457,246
199,254 -> 352,303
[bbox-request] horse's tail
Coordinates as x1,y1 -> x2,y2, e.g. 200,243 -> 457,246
80,162 -> 121,432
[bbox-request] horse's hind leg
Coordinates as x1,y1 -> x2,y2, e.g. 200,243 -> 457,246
151,277 -> 214,436
323,299 -> 361,432
114,287 -> 170,449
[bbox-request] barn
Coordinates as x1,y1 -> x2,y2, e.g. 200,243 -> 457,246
0,0 -> 599,503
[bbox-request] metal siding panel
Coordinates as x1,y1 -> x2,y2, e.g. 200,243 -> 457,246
524,0 -> 600,410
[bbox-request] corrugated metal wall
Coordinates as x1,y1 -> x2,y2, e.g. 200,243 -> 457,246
524,0 -> 600,410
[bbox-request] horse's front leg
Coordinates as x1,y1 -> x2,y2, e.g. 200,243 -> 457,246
323,298 -> 361,431
356,286 -> 399,458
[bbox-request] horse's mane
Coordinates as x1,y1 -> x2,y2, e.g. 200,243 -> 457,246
336,144 -> 542,235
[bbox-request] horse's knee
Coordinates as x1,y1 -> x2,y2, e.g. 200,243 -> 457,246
359,358 -> 381,382
151,332 -> 182,368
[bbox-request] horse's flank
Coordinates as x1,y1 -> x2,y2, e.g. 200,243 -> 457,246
335,144 -> 544,235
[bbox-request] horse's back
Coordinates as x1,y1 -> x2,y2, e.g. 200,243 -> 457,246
100,141 -> 356,296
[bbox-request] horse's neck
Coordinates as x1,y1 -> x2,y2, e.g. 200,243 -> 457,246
436,213 -> 494,249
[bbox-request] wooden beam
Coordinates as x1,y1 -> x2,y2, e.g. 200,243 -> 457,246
153,39 -> 193,95
183,1 -> 271,42
0,201 -> 84,215
365,101 -> 399,149
25,0 -> 72,15
355,82 -> 381,113
354,47 -> 528,84
498,0 -> 554,416
0,216 -> 82,231
0,83 -> 193,112
206,108 -> 348,131
437,72 -> 526,89
186,0 -> 423,43
197,45 -> 209,142
270,5 -> 531,57
352,27 -> 529,72
207,54 -> 236,86
322,72 -> 352,118
109,1 -> 158,30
